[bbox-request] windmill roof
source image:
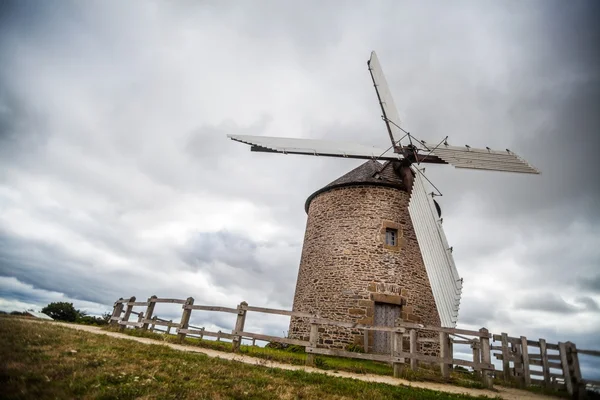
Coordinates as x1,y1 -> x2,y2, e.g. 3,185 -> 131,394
305,160 -> 406,212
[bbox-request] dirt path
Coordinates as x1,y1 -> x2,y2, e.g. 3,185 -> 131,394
47,322 -> 556,400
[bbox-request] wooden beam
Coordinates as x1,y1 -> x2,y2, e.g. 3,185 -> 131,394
185,305 -> 239,313
558,342 -> 573,396
472,339 -> 481,376
177,297 -> 194,343
392,331 -> 404,378
520,336 -> 531,386
110,298 -> 124,326
410,329 -> 418,371
233,331 -> 308,347
305,322 -> 319,367
179,329 -> 233,340
119,296 -> 136,332
142,295 -> 157,331
440,332 -> 450,378
141,319 -> 179,328
576,349 -> 600,357
501,333 -> 510,381
154,298 -> 187,304
232,302 -> 247,352
538,338 -> 550,387
479,328 -> 494,389
243,305 -> 316,318
307,347 -> 398,363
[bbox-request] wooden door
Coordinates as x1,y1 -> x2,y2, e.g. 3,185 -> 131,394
373,302 -> 401,354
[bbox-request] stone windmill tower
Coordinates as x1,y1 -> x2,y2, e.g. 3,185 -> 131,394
228,52 -> 539,353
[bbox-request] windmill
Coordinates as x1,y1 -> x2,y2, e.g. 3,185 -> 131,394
227,52 -> 539,348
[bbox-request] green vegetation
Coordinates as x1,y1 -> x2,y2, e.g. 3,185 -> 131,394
109,326 -> 489,390
39,302 -> 110,325
41,302 -> 81,322
0,318 -> 494,399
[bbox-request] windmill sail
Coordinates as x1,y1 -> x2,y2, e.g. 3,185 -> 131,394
228,134 -> 402,161
408,167 -> 462,327
368,51 -> 404,147
423,143 -> 540,174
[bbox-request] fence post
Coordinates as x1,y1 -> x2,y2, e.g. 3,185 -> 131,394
559,342 -> 574,396
409,329 -> 418,371
448,335 -> 454,366
110,298 -> 124,326
520,336 -> 531,386
119,296 -> 136,332
167,320 -> 173,334
232,301 -> 248,353
217,331 -> 221,341
392,328 -> 405,378
142,295 -> 157,331
512,341 -> 522,383
177,297 -> 194,343
479,327 -> 493,389
136,311 -> 144,329
440,332 -> 450,378
150,316 -> 157,332
567,342 -> 584,399
539,338 -> 550,387
471,339 -> 481,377
501,332 -> 510,380
199,327 -> 204,340
305,321 -> 319,367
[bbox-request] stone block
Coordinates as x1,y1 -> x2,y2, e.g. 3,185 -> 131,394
348,308 -> 365,316
371,293 -> 404,306
358,300 -> 373,307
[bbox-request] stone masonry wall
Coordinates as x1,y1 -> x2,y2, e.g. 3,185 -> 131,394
289,184 -> 441,354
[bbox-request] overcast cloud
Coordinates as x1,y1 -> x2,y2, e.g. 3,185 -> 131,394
1,0 -> 599,379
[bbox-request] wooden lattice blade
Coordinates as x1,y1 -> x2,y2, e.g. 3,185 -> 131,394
420,143 -> 540,174
368,51 -> 404,148
408,167 -> 462,327
228,134 -> 402,161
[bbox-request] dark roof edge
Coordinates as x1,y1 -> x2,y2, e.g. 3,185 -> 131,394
304,181 -> 406,213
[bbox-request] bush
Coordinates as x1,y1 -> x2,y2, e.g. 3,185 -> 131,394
285,345 -> 306,353
41,302 -> 80,322
345,344 -> 364,353
265,342 -> 288,350
76,315 -> 108,326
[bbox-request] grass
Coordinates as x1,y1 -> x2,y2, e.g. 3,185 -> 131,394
107,325 -> 489,390
0,318 -> 496,399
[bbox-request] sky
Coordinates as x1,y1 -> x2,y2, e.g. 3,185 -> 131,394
1,0 -> 599,378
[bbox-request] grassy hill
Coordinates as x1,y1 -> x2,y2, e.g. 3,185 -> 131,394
0,318 -> 492,400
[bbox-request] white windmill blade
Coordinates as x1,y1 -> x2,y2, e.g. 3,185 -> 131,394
368,51 -> 404,147
408,167 -> 462,327
228,134 -> 402,161
421,142 -> 540,174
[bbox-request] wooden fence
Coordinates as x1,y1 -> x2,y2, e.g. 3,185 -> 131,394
109,295 -> 599,396
491,332 -> 600,397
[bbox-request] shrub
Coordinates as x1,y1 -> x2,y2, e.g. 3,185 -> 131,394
41,302 -> 79,322
76,315 -> 108,326
10,311 -> 27,316
345,344 -> 365,353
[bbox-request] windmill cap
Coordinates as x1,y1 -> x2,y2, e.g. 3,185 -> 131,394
304,160 -> 407,213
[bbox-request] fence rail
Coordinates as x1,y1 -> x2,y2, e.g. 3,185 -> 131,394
109,295 -> 599,396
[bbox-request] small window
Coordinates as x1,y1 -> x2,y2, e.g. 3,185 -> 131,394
385,228 -> 397,246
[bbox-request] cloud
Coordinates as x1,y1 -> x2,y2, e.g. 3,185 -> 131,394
515,294 -> 580,314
